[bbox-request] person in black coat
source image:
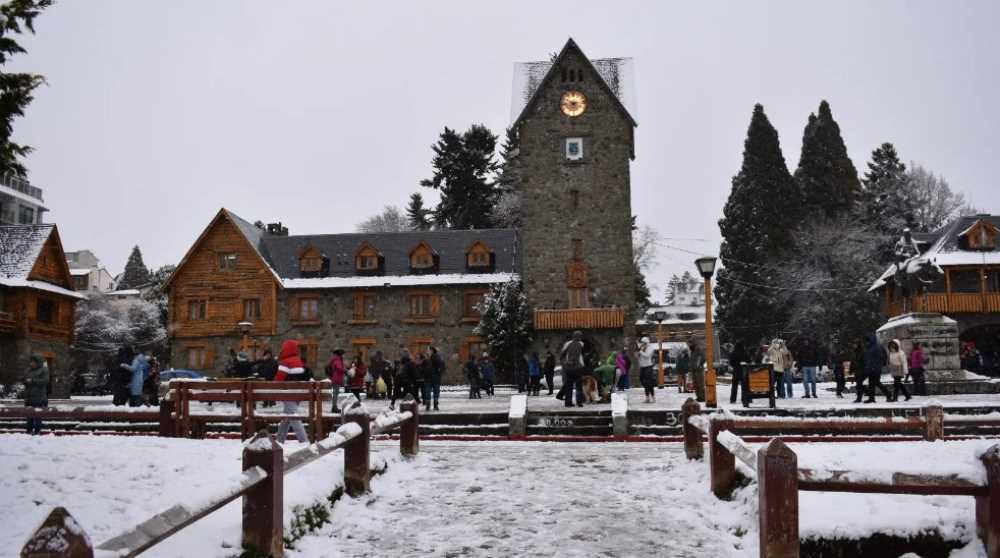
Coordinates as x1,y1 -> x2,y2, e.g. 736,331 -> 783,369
112,347 -> 134,406
728,342 -> 750,406
426,346 -> 445,411
391,349 -> 421,408
863,335 -> 892,403
253,349 -> 278,407
543,350 -> 556,395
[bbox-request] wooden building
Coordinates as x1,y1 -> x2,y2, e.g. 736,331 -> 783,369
871,214 -> 1000,362
0,224 -> 84,396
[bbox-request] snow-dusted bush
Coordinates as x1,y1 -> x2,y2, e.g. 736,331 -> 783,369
73,294 -> 166,354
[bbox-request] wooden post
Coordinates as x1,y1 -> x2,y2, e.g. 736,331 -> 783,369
681,398 -> 703,460
978,444 -> 1000,558
314,383 -> 325,442
925,403 -> 944,441
757,439 -> 800,558
244,383 -> 257,442
180,384 -> 191,438
242,430 -> 284,558
709,416 -> 736,497
158,400 -> 175,438
240,382 -> 251,441
400,400 -> 420,457
343,411 -> 371,496
20,507 -> 94,558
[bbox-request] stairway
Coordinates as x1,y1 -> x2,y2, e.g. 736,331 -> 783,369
526,409 -> 613,437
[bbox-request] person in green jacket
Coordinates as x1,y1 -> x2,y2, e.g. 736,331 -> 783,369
593,352 -> 618,402
24,355 -> 49,434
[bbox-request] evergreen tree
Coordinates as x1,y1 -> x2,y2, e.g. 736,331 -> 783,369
0,0 -> 52,177
493,126 -> 522,227
794,100 -> 861,218
664,274 -> 681,305
474,278 -> 533,379
633,260 -> 651,313
118,246 -> 151,290
420,124 -> 499,230
860,142 -> 910,265
716,104 -> 799,348
405,192 -> 432,231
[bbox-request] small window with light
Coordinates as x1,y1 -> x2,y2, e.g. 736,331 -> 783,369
566,138 -> 583,161
218,253 -> 238,271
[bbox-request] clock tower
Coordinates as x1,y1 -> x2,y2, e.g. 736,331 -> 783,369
512,38 -> 637,356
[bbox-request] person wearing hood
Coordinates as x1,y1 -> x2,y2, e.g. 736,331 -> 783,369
863,335 -> 892,403
766,339 -> 790,398
326,349 -> 347,412
121,349 -> 150,407
887,339 -> 912,402
23,355 -> 49,434
559,331 -> 586,408
615,344 -> 631,394
274,339 -> 311,444
729,341 -> 750,406
637,337 -> 656,403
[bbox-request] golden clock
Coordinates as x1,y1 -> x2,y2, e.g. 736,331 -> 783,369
560,90 -> 587,117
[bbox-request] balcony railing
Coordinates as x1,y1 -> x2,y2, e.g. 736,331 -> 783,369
888,292 -> 1000,317
0,172 -> 43,202
533,307 -> 625,330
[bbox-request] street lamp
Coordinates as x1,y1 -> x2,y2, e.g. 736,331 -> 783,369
652,310 -> 667,388
695,257 -> 718,408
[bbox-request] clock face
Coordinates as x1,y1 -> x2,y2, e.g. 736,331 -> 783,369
560,90 -> 587,117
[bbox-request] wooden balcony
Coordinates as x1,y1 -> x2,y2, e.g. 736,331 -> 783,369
0,311 -> 16,333
888,292 -> 1000,317
533,308 -> 625,330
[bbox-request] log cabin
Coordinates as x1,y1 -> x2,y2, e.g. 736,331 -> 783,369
0,224 -> 84,396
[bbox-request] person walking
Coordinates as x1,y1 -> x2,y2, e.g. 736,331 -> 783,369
863,335 -> 892,403
543,350 -> 556,395
252,348 -> 278,408
766,339 -> 787,398
615,345 -> 631,394
850,339 -> 867,403
370,351 -> 389,400
112,347 -> 133,406
675,346 -> 690,394
391,349 -> 421,408
527,352 -> 542,396
637,337 -> 656,403
426,346 -> 445,411
688,341 -> 706,403
830,350 -> 846,398
274,339 -> 311,444
909,342 -> 927,396
122,349 -> 150,407
23,355 -> 49,435
479,353 -> 496,398
797,339 -> 820,399
729,341 -> 749,406
464,354 -> 481,399
560,331 -> 586,408
347,352 -> 367,401
326,349 -> 347,412
887,339 -> 912,402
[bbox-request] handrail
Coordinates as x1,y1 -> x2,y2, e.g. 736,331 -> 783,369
284,422 -> 362,474
372,410 -> 414,435
96,466 -> 269,557
797,467 -> 986,496
716,430 -> 757,472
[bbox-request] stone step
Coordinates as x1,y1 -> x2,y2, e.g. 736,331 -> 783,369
526,425 -> 613,437
528,415 -> 611,427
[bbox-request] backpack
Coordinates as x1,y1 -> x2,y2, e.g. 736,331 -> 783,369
562,340 -> 582,370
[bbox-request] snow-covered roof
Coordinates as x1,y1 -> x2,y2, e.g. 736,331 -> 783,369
283,273 -> 518,290
870,214 -> 1000,291
0,224 -> 53,280
0,278 -> 85,299
69,268 -> 90,276
106,289 -> 141,297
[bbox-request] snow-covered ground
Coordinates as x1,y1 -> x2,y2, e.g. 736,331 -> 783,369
0,435 -> 993,557
9,381 -> 1000,418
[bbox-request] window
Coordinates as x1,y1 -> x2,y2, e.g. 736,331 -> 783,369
988,270 -> 1000,293
298,340 -> 318,370
566,138 -> 583,161
409,242 -> 436,271
352,338 -> 377,362
466,241 -> 492,269
18,206 -> 34,224
300,257 -> 322,273
568,287 -> 589,309
461,336 -> 484,363
36,298 -> 56,324
408,337 -> 433,358
188,299 -> 207,321
353,292 -> 376,321
218,253 -> 238,271
951,270 -> 981,294
243,299 -> 261,321
187,347 -> 209,370
73,275 -> 89,291
410,293 -> 434,318
297,297 -> 319,321
355,242 -> 382,272
464,291 -> 485,319
358,255 -> 377,270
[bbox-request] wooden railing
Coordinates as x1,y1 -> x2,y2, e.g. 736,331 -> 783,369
20,401 -> 421,558
890,292 -> 1000,316
533,307 -> 625,330
0,310 -> 16,332
682,399 -> 1000,558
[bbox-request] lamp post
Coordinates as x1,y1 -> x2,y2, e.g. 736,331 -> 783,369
652,310 -> 667,388
695,257 -> 718,408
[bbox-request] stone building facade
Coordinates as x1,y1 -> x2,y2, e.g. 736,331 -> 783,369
167,38 -> 640,380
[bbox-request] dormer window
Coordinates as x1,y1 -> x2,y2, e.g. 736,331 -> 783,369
354,241 -> 383,275
466,240 -> 494,271
297,245 -> 327,277
960,219 -> 999,251
409,241 -> 438,274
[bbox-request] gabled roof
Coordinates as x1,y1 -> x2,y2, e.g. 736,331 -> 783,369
0,224 -> 54,280
511,38 -> 638,129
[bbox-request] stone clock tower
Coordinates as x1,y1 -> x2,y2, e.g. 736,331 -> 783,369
512,38 -> 637,356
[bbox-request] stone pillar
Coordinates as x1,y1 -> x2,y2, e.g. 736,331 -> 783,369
876,313 -> 961,381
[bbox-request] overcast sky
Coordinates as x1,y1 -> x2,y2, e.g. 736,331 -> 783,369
11,1 -> 999,298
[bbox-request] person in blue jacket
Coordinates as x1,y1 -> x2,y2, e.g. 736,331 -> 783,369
121,348 -> 150,407
527,352 -> 542,396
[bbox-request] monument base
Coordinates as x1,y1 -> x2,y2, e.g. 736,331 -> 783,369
876,312 -> 963,382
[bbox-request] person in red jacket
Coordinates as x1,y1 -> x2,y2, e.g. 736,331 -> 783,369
347,353 -> 367,401
326,348 -> 346,413
275,339 -> 310,444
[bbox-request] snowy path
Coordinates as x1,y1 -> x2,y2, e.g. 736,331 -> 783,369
291,441 -> 747,558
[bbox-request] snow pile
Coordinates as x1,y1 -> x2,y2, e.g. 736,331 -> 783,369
508,394 -> 527,419
373,410 -> 412,433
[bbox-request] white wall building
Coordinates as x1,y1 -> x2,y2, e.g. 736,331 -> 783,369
66,250 -> 115,294
0,173 -> 46,225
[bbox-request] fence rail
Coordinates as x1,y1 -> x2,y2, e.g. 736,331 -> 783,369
20,401 -> 421,558
682,398 -> 1000,558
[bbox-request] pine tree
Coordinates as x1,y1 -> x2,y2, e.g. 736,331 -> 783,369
118,246 -> 151,290
664,274 -> 681,305
0,0 -> 52,177
860,142 -> 910,265
633,260 -> 651,313
716,104 -> 799,348
405,192 -> 432,231
794,100 -> 861,218
493,126 -> 522,227
420,124 -> 499,230
474,279 -> 533,379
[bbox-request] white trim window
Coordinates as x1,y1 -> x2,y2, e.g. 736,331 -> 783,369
565,137 -> 584,161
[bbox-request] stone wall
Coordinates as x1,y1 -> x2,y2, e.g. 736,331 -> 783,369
0,335 -> 72,398
171,285 -> 490,384
876,313 -> 961,380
